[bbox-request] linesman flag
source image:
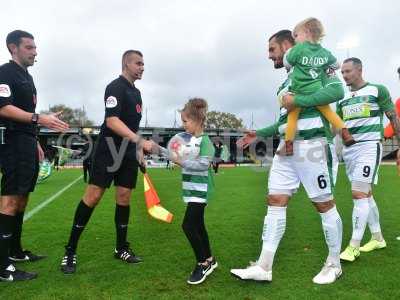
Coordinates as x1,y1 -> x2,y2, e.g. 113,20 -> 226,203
143,173 -> 173,223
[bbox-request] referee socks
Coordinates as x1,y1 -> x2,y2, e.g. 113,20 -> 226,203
115,204 -> 130,250
66,200 -> 94,251
0,213 -> 15,272
10,211 -> 24,255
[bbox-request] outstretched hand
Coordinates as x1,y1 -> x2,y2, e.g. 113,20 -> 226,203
236,130 -> 257,149
39,111 -> 69,132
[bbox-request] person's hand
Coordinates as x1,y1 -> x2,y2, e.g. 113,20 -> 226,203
169,150 -> 182,166
236,130 -> 257,149
37,142 -> 44,162
282,93 -> 296,112
39,111 -> 69,132
142,139 -> 157,153
396,149 -> 400,176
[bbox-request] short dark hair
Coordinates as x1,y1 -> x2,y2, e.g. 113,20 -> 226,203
6,30 -> 34,53
397,66 -> 400,74
343,57 -> 362,69
122,50 -> 143,69
268,30 -> 295,45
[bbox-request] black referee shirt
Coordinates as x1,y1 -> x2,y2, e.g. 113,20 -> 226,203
0,60 -> 37,135
98,75 -> 142,147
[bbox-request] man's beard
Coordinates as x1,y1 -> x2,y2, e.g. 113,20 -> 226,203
274,59 -> 284,69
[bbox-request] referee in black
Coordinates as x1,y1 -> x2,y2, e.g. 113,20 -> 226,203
60,50 -> 155,274
0,30 -> 69,282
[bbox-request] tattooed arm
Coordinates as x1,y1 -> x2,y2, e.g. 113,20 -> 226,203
385,110 -> 400,143
385,109 -> 400,174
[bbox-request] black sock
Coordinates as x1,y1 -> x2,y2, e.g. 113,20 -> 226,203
66,200 -> 94,252
0,213 -> 16,272
10,211 -> 24,255
115,204 -> 130,250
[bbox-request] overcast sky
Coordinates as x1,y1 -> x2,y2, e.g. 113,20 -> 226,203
1,0 -> 399,128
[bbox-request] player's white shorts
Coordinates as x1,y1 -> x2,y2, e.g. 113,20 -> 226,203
330,142 -> 339,186
268,138 -> 337,199
342,141 -> 382,185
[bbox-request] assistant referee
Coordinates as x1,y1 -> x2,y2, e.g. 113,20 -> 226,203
60,50 -> 155,274
0,30 -> 69,282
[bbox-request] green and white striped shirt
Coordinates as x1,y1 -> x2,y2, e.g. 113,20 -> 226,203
274,73 -> 340,142
181,134 -> 214,203
336,83 -> 394,142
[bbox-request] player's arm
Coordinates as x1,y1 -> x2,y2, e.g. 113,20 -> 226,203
256,122 -> 279,138
385,110 -> 400,144
236,122 -> 279,149
378,84 -> 400,171
293,70 -> 344,107
378,85 -> 400,144
384,109 -> 400,173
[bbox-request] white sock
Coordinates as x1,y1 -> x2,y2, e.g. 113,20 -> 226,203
350,198 -> 370,247
367,196 -> 383,241
320,206 -> 342,266
257,206 -> 287,271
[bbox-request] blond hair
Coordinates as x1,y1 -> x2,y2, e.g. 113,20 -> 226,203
181,98 -> 208,127
294,17 -> 325,43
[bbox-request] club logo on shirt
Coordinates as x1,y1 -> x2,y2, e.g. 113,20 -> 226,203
0,84 -> 11,97
33,94 -> 37,105
105,96 -> 118,108
136,104 -> 142,113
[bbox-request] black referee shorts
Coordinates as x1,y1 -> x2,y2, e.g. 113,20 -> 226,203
0,132 -> 39,196
89,141 -> 139,190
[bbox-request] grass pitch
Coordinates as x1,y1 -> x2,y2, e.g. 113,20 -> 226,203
1,165 -> 399,299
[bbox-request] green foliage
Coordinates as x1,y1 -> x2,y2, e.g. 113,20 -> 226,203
206,111 -> 244,129
41,104 -> 94,127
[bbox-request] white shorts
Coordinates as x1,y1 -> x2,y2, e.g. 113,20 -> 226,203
342,141 -> 382,185
330,142 -> 339,186
268,139 -> 336,199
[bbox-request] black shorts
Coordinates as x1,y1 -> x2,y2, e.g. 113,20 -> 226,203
0,132 -> 39,196
89,140 -> 139,189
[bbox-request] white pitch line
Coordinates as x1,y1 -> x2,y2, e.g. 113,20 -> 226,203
24,175 -> 83,221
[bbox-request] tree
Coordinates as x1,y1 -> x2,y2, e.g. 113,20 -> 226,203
41,104 -> 94,127
206,111 -> 244,129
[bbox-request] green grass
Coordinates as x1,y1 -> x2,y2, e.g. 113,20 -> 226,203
1,166 -> 399,299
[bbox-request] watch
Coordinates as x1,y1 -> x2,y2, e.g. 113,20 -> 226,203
31,113 -> 39,125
